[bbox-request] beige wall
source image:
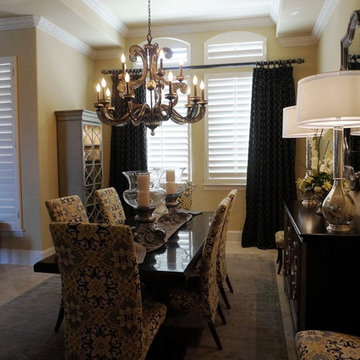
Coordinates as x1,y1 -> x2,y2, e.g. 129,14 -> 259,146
0,28 -> 41,255
37,30 -> 95,250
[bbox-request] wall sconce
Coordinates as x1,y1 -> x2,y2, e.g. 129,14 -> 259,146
282,105 -> 319,176
296,70 -> 360,232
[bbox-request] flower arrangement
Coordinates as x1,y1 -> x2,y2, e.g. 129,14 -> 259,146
296,131 -> 334,204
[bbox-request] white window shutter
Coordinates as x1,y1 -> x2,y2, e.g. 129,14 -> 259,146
0,57 -> 23,232
205,73 -> 252,185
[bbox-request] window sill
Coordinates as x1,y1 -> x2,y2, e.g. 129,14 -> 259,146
202,184 -> 246,191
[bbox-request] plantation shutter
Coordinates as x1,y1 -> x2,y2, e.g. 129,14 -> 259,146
207,41 -> 264,61
205,73 -> 252,185
147,90 -> 190,178
0,57 -> 22,232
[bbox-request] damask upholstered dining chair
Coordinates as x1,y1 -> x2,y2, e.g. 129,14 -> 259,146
44,194 -> 89,332
217,189 -> 238,309
295,330 -> 360,359
49,222 -> 167,360
95,187 -> 126,224
45,195 -> 89,223
167,196 -> 231,350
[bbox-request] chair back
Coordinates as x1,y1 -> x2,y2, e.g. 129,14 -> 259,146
95,187 -> 126,225
217,189 -> 238,285
49,222 -> 144,360
199,196 -> 230,320
178,183 -> 194,210
45,195 -> 89,222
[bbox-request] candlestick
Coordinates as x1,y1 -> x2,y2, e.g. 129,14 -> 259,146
168,71 -> 173,94
96,83 -> 101,102
105,88 -> 111,99
179,61 -> 183,77
101,78 -> 106,99
200,80 -> 205,101
121,53 -> 126,75
193,75 -> 198,98
125,72 -> 130,94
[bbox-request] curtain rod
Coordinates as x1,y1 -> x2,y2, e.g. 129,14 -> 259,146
102,58 -> 305,74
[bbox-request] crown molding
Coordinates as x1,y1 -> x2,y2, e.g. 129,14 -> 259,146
0,15 -> 36,31
270,0 -> 280,25
277,34 -> 317,47
81,0 -> 128,36
312,0 -> 340,41
35,17 -> 95,57
127,16 -> 275,38
0,15 -> 95,57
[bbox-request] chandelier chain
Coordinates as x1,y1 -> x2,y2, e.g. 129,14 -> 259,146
146,0 -> 152,44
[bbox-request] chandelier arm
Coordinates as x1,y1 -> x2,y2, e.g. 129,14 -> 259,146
127,102 -> 151,126
96,108 -> 131,126
128,45 -> 148,88
170,105 -> 207,125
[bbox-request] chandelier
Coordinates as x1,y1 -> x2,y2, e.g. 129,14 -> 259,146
94,0 -> 207,135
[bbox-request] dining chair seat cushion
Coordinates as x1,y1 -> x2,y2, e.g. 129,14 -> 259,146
45,195 -> 89,222
296,330 -> 360,360
95,187 -> 126,225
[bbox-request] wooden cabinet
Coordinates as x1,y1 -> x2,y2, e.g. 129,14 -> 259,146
284,201 -> 360,335
55,110 -> 103,222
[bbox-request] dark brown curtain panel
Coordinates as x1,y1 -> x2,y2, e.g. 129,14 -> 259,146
242,65 -> 296,249
109,70 -> 147,218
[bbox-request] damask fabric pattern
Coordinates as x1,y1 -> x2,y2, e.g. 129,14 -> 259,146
95,187 -> 126,224
109,70 -> 148,220
168,196 -> 230,323
242,65 -> 296,249
177,183 -> 194,210
45,195 -> 89,222
296,330 -> 360,359
49,222 -> 167,360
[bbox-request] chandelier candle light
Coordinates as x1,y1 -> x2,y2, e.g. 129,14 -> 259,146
94,0 -> 207,135
296,70 -> 360,232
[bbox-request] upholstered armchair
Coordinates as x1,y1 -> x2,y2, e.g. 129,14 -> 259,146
49,222 -> 167,360
44,194 -> 89,332
167,196 -> 230,350
217,189 -> 238,309
95,187 -> 126,224
295,330 -> 360,360
177,182 -> 194,210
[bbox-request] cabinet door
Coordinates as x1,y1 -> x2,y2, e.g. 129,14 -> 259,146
82,122 -> 103,222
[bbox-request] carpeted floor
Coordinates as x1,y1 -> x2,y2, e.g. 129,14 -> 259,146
0,252 -> 288,360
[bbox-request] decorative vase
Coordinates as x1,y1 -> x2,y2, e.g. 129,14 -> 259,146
301,198 -> 318,208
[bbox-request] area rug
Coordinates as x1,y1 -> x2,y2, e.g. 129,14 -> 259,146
0,252 -> 288,360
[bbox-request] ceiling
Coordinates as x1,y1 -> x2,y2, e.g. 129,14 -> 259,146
0,0 -> 329,51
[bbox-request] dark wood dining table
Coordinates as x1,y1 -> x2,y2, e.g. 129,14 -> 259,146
33,212 -> 213,285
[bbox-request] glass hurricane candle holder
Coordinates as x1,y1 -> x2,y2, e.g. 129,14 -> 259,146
122,178 -> 167,250
158,168 -> 189,224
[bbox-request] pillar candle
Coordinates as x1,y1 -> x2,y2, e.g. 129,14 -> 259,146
137,174 -> 149,191
166,182 -> 176,194
166,170 -> 175,182
138,190 -> 150,208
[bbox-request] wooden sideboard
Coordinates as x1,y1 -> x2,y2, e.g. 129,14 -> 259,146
284,201 -> 360,335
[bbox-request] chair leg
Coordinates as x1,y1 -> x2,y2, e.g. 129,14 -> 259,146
54,303 -> 64,332
217,303 -> 227,325
277,248 -> 283,274
207,321 -> 223,350
225,274 -> 234,293
219,285 -> 231,309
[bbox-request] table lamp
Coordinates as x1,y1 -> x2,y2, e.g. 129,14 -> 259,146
296,70 -> 360,232
282,105 -> 319,176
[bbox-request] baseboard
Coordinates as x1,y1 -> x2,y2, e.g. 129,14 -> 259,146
227,230 -> 242,242
0,246 -> 55,266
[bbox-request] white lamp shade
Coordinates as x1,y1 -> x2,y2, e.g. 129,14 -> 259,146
282,106 -> 318,138
296,70 -> 360,128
